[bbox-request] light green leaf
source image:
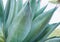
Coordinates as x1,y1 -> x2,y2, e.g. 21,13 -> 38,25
0,0 -> 4,42
0,27 -> 4,42
45,36 -> 60,42
0,38 -> 4,42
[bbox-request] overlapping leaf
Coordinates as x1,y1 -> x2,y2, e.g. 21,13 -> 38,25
23,7 -> 57,42
0,0 -> 4,22
0,0 -> 4,42
4,0 -> 16,38
6,1 -> 32,42
45,36 -> 60,42
33,4 -> 48,20
34,23 -> 60,42
0,0 -> 59,42
6,0 -> 16,28
4,0 -> 11,23
30,0 -> 40,19
3,0 -> 11,38
16,0 -> 23,13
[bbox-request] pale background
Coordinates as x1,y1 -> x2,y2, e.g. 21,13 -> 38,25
3,0 -> 60,28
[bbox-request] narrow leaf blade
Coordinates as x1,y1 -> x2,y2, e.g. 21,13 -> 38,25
6,1 -> 32,42
33,4 -> 48,20
23,7 -> 57,42
38,23 -> 60,42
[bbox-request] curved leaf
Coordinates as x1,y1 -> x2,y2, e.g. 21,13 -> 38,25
45,36 -> 60,42
16,0 -> 23,13
0,0 -> 4,22
0,28 -> 4,42
30,0 -> 41,19
4,0 -> 11,23
0,0 -> 4,42
23,7 -> 57,42
6,1 -> 32,42
33,4 -> 48,20
14,0 -> 23,17
3,0 -> 11,38
35,23 -> 60,42
6,0 -> 16,28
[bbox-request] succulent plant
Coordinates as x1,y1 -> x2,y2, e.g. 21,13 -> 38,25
0,0 -> 60,42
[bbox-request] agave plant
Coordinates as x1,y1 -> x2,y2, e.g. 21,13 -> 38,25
0,0 -> 60,42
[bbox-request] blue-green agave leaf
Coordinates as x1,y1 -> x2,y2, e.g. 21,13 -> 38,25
4,0 -> 11,23
36,0 -> 41,10
30,0 -> 36,12
0,0 -> 4,22
38,23 -> 60,42
16,0 -> 23,13
30,0 -> 40,19
4,0 -> 16,38
3,0 -> 11,38
33,4 -> 48,20
23,7 -> 57,42
6,0 -> 16,28
0,0 -> 4,42
11,0 -> 23,26
6,1 -> 32,42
